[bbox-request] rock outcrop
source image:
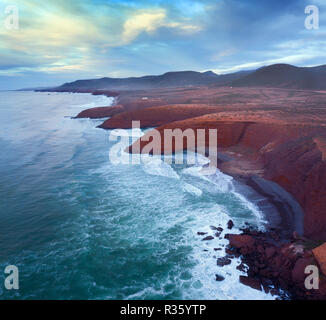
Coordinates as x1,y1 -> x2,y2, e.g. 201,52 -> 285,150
75,105 -> 124,119
226,228 -> 326,299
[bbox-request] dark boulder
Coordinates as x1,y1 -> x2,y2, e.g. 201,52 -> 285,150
217,257 -> 232,266
239,276 -> 262,291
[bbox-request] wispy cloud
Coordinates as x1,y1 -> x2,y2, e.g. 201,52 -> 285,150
121,8 -> 201,44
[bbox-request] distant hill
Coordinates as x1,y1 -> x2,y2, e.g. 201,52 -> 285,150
231,64 -> 326,90
49,70 -> 252,91
39,63 -> 326,92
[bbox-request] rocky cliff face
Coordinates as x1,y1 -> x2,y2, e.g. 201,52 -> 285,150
262,130 -> 326,240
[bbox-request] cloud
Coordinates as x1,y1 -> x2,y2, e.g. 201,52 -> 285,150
122,10 -> 166,43
121,9 -> 202,44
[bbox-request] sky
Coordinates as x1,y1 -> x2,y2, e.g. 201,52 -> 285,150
0,0 -> 325,89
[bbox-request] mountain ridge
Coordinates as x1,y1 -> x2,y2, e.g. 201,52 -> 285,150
45,70 -> 251,91
39,63 -> 326,92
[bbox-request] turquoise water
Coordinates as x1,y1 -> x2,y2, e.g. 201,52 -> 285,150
0,91 -> 273,300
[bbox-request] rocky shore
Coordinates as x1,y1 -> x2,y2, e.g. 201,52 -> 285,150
225,225 -> 326,299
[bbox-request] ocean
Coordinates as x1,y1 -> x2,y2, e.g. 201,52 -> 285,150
0,91 -> 275,299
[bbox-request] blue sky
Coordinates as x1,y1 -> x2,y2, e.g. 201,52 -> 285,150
0,0 -> 325,89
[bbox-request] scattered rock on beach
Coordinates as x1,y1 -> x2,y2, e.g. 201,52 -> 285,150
202,236 -> 214,241
226,234 -> 255,251
227,220 -> 234,230
211,226 -> 223,231
236,262 -> 247,272
239,276 -> 262,291
197,232 -> 207,236
225,247 -> 240,258
214,227 -> 224,237
216,257 -> 232,266
215,274 -> 225,281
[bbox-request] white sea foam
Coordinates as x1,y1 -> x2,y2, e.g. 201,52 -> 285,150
211,169 -> 234,193
232,191 -> 267,227
182,166 -> 212,182
110,128 -> 143,138
78,95 -> 114,110
182,183 -> 203,197
193,152 -> 211,166
143,157 -> 180,179
182,159 -> 266,226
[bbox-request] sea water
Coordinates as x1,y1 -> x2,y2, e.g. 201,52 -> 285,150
0,91 -> 275,300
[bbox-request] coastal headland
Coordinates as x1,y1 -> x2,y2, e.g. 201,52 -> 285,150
58,80 -> 326,298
